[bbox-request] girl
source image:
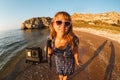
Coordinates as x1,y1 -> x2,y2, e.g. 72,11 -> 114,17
48,11 -> 80,80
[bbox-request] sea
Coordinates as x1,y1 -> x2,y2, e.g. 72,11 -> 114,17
0,28 -> 49,70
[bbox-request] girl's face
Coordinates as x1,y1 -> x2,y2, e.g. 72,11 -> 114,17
53,15 -> 71,37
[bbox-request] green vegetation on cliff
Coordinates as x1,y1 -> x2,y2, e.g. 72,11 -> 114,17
72,20 -> 120,34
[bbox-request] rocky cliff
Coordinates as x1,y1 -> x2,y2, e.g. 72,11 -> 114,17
21,17 -> 52,30
71,11 -> 120,25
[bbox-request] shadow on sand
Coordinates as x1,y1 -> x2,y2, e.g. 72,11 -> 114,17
104,42 -> 115,80
69,40 -> 108,80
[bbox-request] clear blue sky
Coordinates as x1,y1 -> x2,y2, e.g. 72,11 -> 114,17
0,0 -> 120,32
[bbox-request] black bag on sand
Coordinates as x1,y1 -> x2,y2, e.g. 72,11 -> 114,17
25,47 -> 43,64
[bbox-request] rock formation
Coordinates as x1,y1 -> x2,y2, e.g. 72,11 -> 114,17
21,17 -> 52,30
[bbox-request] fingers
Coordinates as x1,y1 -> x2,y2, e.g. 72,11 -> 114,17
76,60 -> 82,67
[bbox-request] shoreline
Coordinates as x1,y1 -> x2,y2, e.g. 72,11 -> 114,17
0,49 -> 25,79
73,28 -> 120,44
0,28 -> 49,80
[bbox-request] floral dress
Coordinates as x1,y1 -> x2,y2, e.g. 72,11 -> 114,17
54,45 -> 75,76
53,40 -> 75,76
47,36 -> 79,76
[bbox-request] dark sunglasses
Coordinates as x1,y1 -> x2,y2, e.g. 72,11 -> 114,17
55,20 -> 71,27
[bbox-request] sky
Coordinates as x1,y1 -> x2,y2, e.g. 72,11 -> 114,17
0,0 -> 120,32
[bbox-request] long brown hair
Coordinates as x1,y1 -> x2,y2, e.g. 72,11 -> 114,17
49,11 -> 79,50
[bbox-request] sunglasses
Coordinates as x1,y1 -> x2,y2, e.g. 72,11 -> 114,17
55,20 -> 71,27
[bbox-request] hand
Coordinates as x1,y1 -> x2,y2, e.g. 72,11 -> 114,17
76,61 -> 80,66
48,47 -> 53,57
76,60 -> 82,67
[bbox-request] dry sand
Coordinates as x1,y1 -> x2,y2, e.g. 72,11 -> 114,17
74,28 -> 120,44
73,28 -> 120,80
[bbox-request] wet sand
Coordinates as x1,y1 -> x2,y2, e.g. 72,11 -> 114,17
0,28 -> 120,80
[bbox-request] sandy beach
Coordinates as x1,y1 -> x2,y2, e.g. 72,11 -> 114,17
0,28 -> 120,80
74,28 -> 120,44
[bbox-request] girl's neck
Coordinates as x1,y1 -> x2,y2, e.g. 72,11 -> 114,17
56,34 -> 64,40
